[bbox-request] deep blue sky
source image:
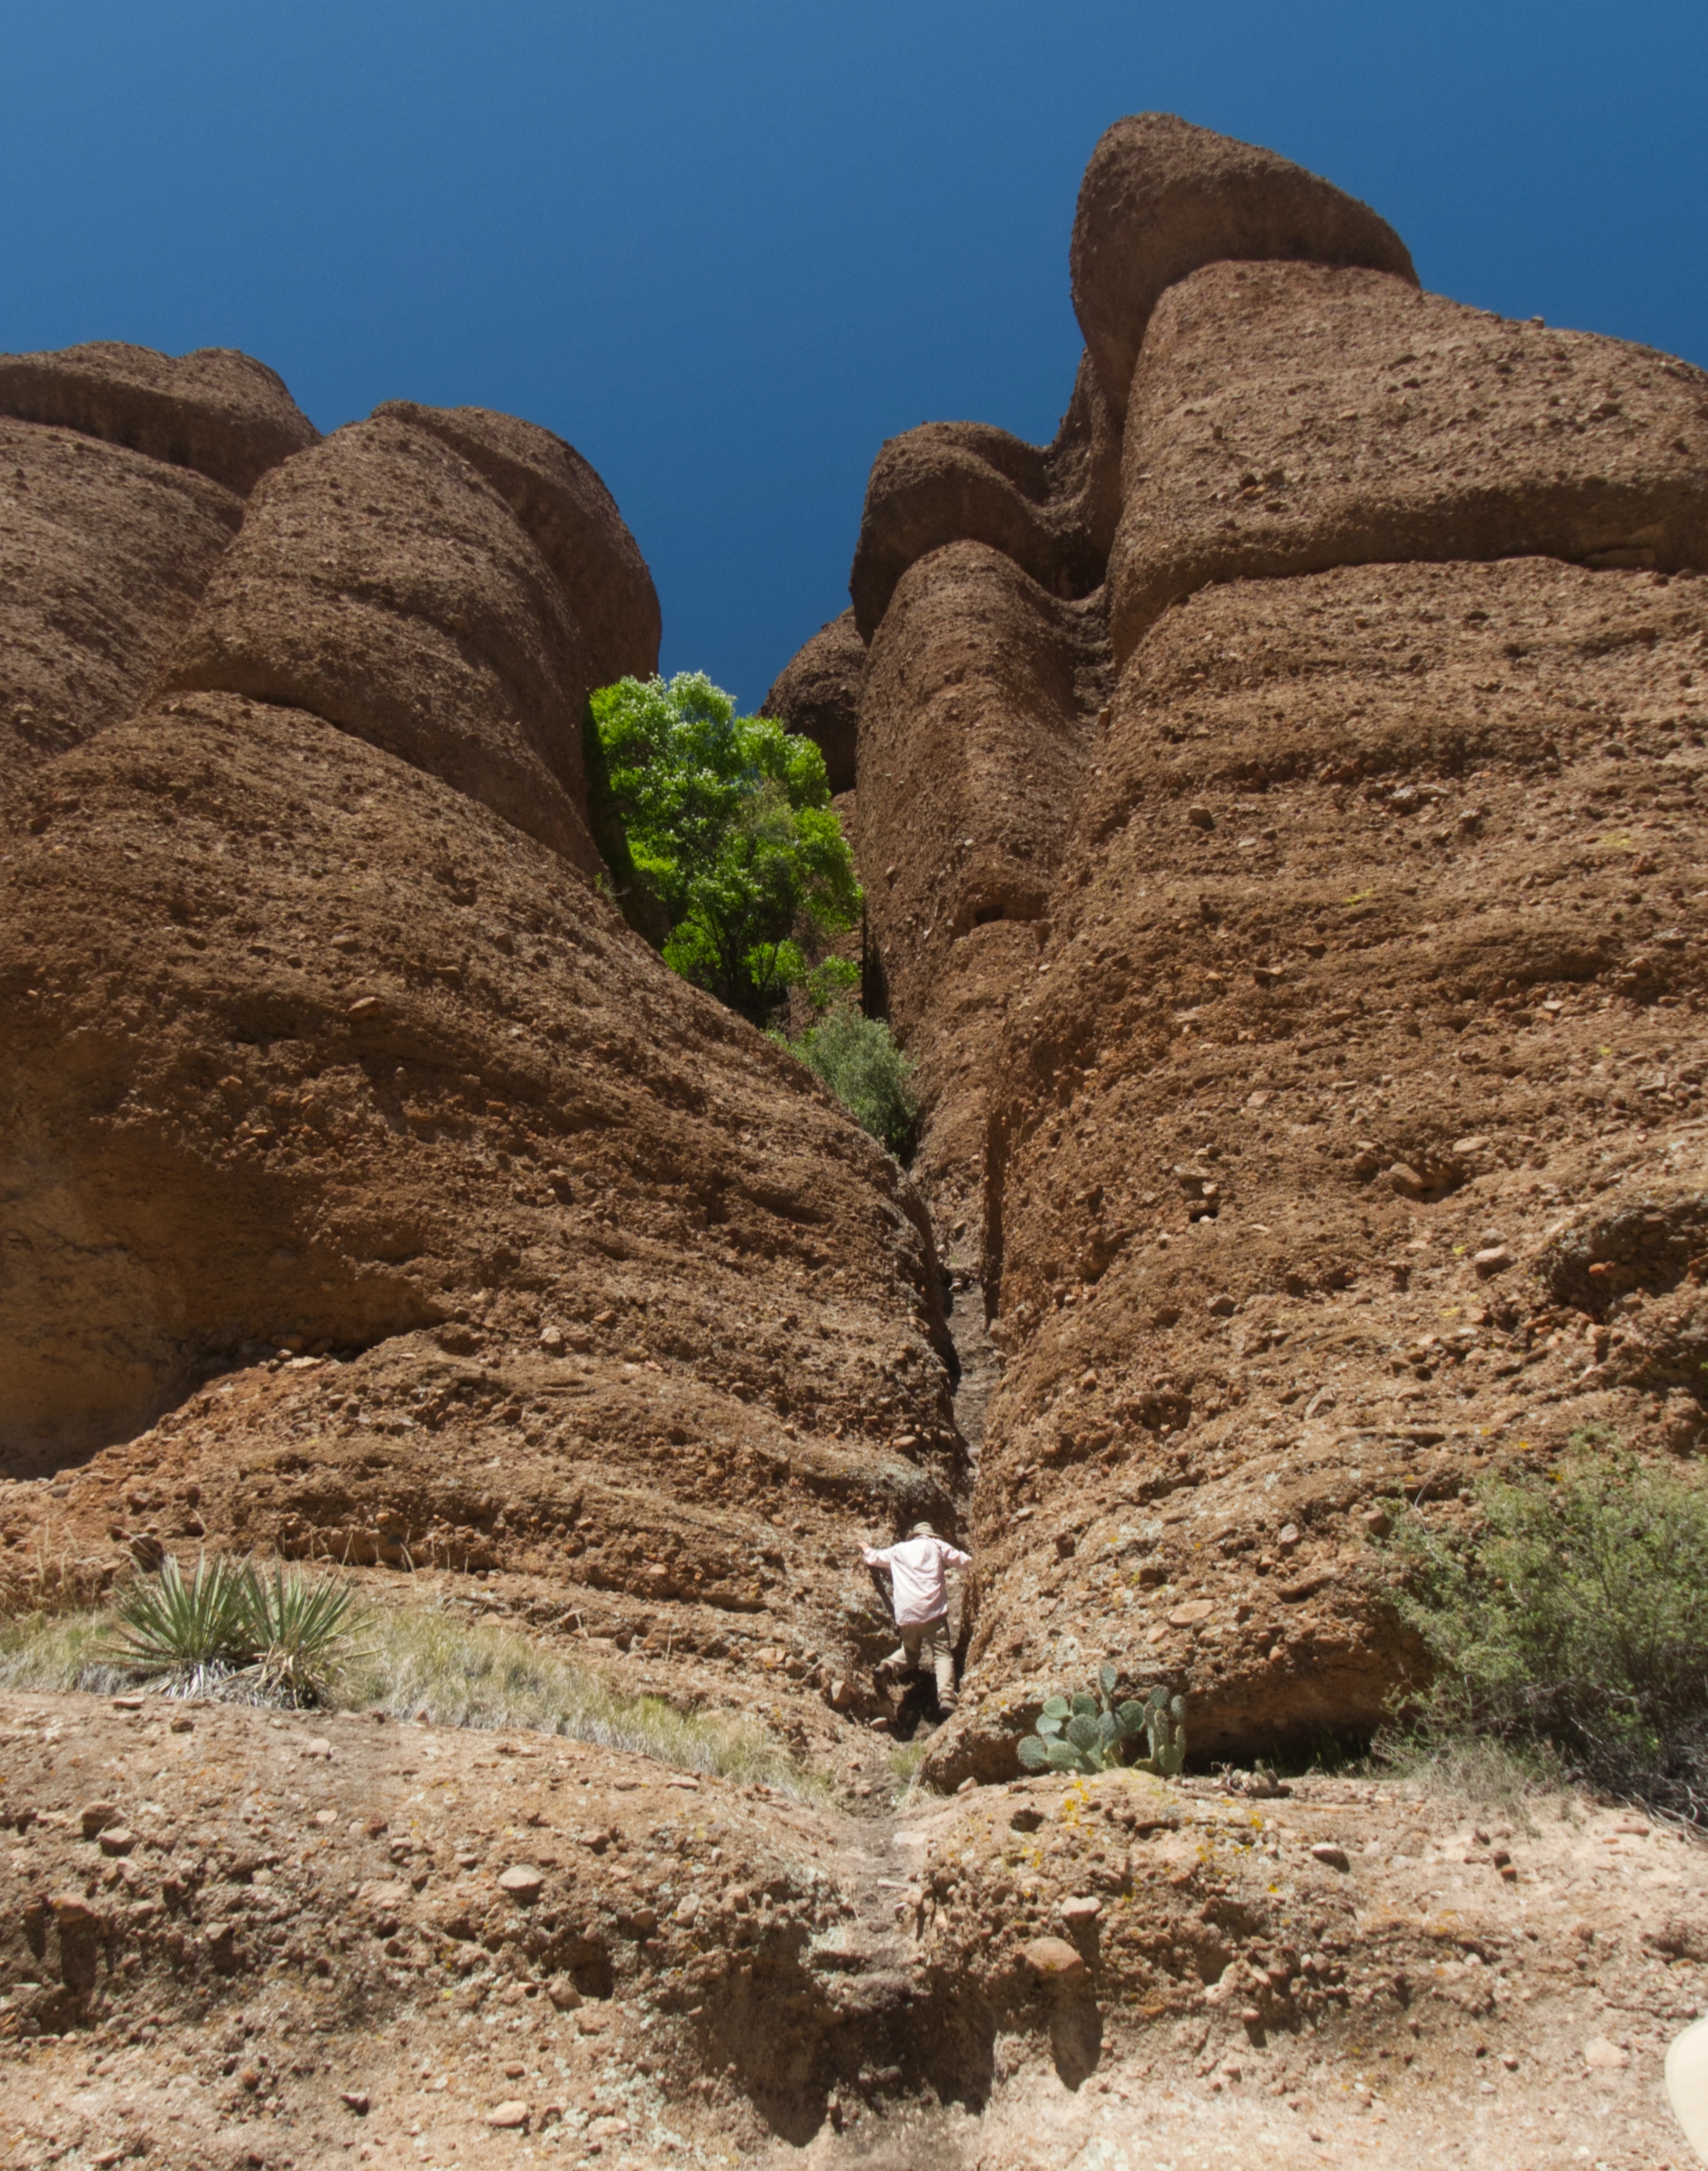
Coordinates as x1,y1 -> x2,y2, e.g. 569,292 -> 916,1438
3,3 -> 1704,709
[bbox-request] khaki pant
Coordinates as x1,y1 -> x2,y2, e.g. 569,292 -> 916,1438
884,1616 -> 955,1706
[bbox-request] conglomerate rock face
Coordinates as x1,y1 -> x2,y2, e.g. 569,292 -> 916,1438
757,110 -> 1708,1787
855,542 -> 1110,1247
0,351 -> 960,1738
1109,258 -> 1708,661
0,416 -> 242,784
760,606 -> 866,794
6,116 -> 1708,2164
157,414 -> 611,878
0,338 -> 320,495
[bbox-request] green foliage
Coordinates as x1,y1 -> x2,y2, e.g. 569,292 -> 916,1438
589,672 -> 861,1026
101,1554 -> 364,1707
780,1003 -> 917,1155
104,1554 -> 256,1692
1016,1667 -> 1187,1777
1384,1449 -> 1708,1819
242,1563 -> 366,1707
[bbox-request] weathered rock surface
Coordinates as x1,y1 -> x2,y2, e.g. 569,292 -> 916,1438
158,414 -> 608,875
761,608 -> 866,794
1070,110 -> 1416,418
848,356 -> 1124,643
373,400 -> 661,687
0,416 -> 242,782
0,691 -> 960,1713
924,553 -> 1708,1780
1109,259 -> 1708,660
0,338 -> 318,494
855,542 -> 1109,1245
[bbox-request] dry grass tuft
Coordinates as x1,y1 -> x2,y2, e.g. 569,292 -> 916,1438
0,1589 -> 823,1799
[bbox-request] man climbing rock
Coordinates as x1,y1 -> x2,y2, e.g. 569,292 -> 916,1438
860,1521 -> 971,1711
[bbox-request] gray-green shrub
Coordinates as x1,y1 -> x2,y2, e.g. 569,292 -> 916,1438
781,1005 -> 917,1155
1384,1448 -> 1708,1820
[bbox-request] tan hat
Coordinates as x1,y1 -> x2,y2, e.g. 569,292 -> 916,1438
909,1521 -> 935,1538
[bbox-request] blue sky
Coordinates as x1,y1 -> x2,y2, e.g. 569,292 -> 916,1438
3,2 -> 1703,709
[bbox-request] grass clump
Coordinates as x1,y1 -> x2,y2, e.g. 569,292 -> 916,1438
0,1572 -> 822,1799
780,1004 -> 917,1155
96,1554 -> 363,1706
1384,1447 -> 1708,1821
341,1605 -> 823,1798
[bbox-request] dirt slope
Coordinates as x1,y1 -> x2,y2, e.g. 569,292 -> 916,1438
4,1692 -> 1704,2170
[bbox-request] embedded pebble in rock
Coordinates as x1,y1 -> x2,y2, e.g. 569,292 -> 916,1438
1022,1935 -> 1088,1978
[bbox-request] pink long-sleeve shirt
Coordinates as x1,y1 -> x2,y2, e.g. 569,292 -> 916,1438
861,1535 -> 971,1626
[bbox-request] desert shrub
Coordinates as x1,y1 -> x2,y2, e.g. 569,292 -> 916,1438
588,672 -> 860,1026
1385,1449 -> 1708,1820
781,1005 -> 917,1155
98,1554 -> 363,1706
243,1563 -> 367,1706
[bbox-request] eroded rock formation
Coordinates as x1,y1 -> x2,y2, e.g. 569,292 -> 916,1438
4,112 -> 1708,2163
761,110 -> 1708,1786
0,348 -> 960,1759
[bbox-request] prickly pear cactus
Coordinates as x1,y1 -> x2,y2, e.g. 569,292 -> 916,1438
1016,1667 -> 1187,1776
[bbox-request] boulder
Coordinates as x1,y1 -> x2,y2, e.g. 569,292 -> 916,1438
1069,112 -> 1415,418
0,340 -> 318,494
1021,1935 -> 1086,1979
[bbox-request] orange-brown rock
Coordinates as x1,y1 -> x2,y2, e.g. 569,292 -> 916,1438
0,338 -> 318,494
0,689 -> 960,1691
855,542 -> 1108,1243
373,400 -> 661,686
848,357 -> 1124,644
1070,110 -> 1416,418
158,414 -> 608,875
927,554 -> 1708,1780
1110,260 -> 1708,662
761,607 -> 866,794
0,415 -> 242,781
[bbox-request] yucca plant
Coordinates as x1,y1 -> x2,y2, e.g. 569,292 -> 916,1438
1017,1667 -> 1188,1777
101,1554 -> 366,1706
238,1563 -> 366,1707
102,1554 -> 255,1694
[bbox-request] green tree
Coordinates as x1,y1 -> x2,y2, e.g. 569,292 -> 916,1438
589,673 -> 861,1026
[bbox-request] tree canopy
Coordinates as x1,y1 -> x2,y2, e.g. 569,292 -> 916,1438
588,672 -> 861,1026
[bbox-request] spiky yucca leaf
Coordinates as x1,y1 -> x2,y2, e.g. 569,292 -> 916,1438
238,1564 -> 365,1707
103,1554 -> 254,1683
